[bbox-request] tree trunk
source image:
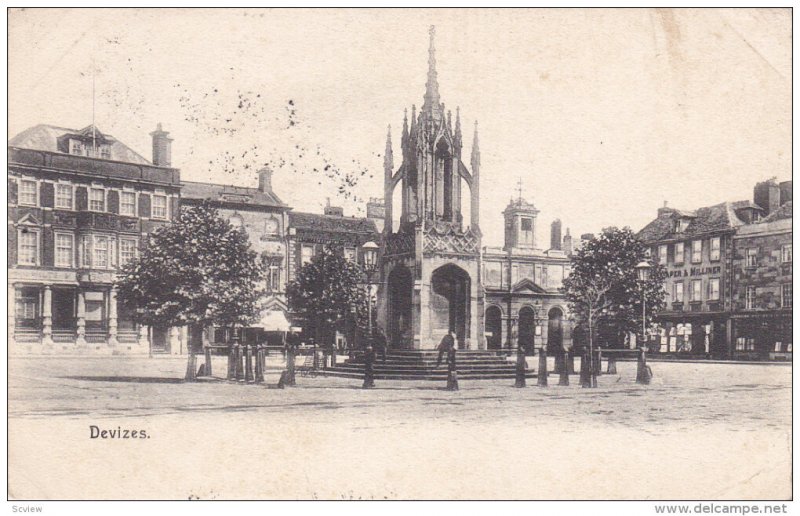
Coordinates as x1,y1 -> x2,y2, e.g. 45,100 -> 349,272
185,350 -> 197,382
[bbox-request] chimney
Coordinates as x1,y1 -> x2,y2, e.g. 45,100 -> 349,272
324,198 -> 344,217
258,167 -> 272,193
562,228 -> 573,255
550,219 -> 562,250
779,180 -> 792,205
149,123 -> 173,167
657,200 -> 672,217
754,178 -> 780,215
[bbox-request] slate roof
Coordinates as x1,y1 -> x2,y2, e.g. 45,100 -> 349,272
289,211 -> 379,236
638,202 -> 746,242
181,180 -> 287,209
8,124 -> 151,165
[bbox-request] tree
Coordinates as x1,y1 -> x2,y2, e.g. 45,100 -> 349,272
116,202 -> 264,380
286,245 -> 370,350
563,227 -> 666,385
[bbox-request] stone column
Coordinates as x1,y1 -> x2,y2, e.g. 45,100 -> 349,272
42,286 -> 53,348
8,284 -> 16,349
108,288 -> 118,347
170,327 -> 182,355
76,290 -> 87,346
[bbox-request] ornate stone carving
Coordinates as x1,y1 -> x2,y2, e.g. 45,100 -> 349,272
385,231 -> 414,256
423,224 -> 478,256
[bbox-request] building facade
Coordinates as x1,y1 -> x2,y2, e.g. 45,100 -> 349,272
638,178 -> 792,359
377,27 -> 483,350
483,198 -> 573,354
8,124 -> 181,354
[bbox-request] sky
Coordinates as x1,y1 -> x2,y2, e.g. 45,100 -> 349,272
8,8 -> 791,247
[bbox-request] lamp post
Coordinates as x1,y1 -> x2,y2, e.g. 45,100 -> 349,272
635,260 -> 652,349
361,241 -> 379,345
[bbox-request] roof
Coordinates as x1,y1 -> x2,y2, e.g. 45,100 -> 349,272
8,124 -> 151,165
289,211 -> 379,235
638,202 -> 746,242
181,180 -> 287,209
762,201 -> 792,222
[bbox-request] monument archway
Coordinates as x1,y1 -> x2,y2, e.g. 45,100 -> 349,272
430,264 -> 471,347
387,265 -> 413,349
485,305 -> 502,350
518,306 -> 536,354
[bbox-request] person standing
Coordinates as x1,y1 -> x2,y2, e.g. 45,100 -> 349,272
436,331 -> 455,368
514,343 -> 527,388
374,328 -> 388,364
446,340 -> 459,391
363,345 -> 376,388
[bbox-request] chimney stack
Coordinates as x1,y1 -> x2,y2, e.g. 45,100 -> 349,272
258,167 -> 273,193
150,123 -> 173,167
563,228 -> 573,255
754,178 -> 780,215
550,219 -> 562,250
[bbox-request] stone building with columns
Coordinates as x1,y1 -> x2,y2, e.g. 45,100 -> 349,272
482,197 -> 573,354
8,123 -> 181,354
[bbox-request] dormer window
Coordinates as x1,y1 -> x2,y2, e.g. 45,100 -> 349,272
69,139 -> 84,156
674,218 -> 689,233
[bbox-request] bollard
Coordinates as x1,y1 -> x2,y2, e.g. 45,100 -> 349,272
607,355 -> 618,374
245,345 -> 254,383
558,350 -> 569,386
235,344 -> 244,381
277,370 -> 287,389
255,348 -> 265,384
287,348 -> 297,386
553,351 -> 564,375
537,348 -> 548,387
363,347 -> 376,389
185,352 -> 197,382
580,350 -> 592,388
566,351 -> 576,374
514,347 -> 527,388
447,370 -> 460,391
594,349 -> 603,377
204,347 -> 213,377
227,345 -> 235,380
636,348 -> 652,385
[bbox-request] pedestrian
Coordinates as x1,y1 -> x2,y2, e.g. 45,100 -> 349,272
374,327 -> 388,364
514,344 -> 527,388
285,330 -> 298,386
436,331 -> 455,368
446,340 -> 459,391
363,344 -> 376,388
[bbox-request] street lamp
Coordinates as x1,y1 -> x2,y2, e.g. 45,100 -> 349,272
361,241 -> 379,344
635,260 -> 652,350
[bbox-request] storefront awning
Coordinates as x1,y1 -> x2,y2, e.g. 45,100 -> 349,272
259,310 -> 291,332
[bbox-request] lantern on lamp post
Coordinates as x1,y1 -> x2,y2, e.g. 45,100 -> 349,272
361,241 -> 379,345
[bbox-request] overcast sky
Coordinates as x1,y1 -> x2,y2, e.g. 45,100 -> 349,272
9,8 -> 791,247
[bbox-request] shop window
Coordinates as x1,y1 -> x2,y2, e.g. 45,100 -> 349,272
745,286 -> 756,309
710,237 -> 721,261
745,248 -> 758,267
782,284 -> 792,308
781,244 -> 792,263
18,230 -> 39,265
84,292 -> 106,331
674,242 -> 684,265
736,337 -> 755,351
52,289 -> 76,330
89,188 -> 105,212
691,240 -> 702,263
120,192 -> 136,216
15,288 -> 40,328
55,184 -> 74,209
19,180 -> 38,206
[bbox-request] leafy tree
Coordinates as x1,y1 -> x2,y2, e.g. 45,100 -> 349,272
286,245 -> 371,349
563,227 -> 667,357
116,202 -> 264,379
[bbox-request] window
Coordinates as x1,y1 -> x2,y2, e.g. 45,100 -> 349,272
18,230 -> 38,265
708,278 -> 720,301
344,247 -> 356,262
120,192 -> 136,216
55,184 -> 73,209
99,146 -> 111,159
690,279 -> 702,302
745,286 -> 756,309
301,244 -> 314,266
658,245 -> 668,264
15,288 -> 39,326
19,180 -> 37,206
674,242 -> 684,265
119,239 -> 137,267
736,336 -> 755,351
93,235 -> 109,268
691,240 -> 702,263
674,282 -> 684,303
520,217 -> 533,246
746,248 -> 758,267
55,233 -> 74,267
89,188 -> 105,212
782,283 -> 792,308
84,291 -> 106,330
69,139 -> 84,156
152,195 -> 167,219
267,264 -> 281,292
710,237 -> 721,261
781,244 -> 792,263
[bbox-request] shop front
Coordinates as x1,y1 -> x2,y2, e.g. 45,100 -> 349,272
651,313 -> 729,359
731,311 -> 792,361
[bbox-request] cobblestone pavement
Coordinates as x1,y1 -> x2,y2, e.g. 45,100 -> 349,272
8,356 -> 791,500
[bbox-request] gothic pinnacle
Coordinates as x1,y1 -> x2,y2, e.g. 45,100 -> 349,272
423,25 -> 441,113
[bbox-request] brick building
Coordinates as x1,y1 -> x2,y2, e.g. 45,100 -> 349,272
482,197 -> 573,354
638,178 -> 792,359
8,124 -> 181,354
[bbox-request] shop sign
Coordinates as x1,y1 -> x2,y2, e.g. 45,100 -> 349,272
667,265 -> 721,278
